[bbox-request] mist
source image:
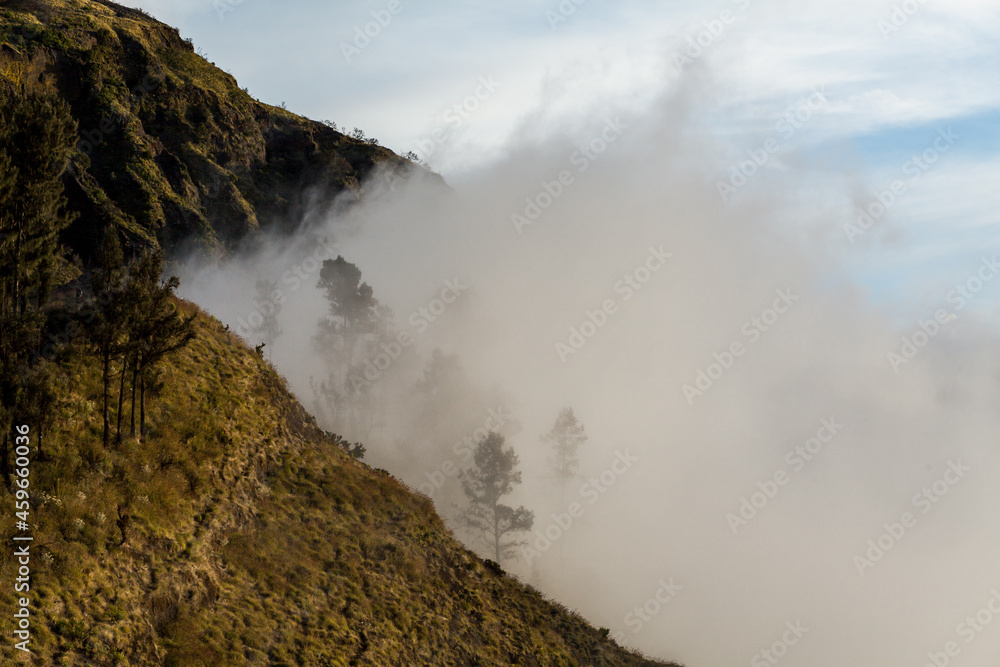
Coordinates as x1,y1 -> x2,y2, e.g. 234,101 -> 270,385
174,59 -> 1000,667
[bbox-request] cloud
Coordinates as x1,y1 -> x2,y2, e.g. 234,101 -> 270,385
173,42 -> 1000,666
107,0 -> 1000,663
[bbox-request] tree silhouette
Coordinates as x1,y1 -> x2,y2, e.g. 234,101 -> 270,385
461,431 -> 534,564
85,228 -> 129,448
313,255 -> 392,439
0,89 -> 77,317
250,278 -> 282,358
411,349 -> 467,437
126,249 -> 195,440
315,256 -> 379,368
543,407 -> 587,487
0,89 -> 76,483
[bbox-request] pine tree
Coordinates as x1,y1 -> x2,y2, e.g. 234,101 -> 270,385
250,278 -> 282,357
0,88 -> 77,316
0,88 -> 75,482
543,407 -> 587,486
460,431 -> 534,564
0,309 -> 42,485
19,364 -> 56,460
313,255 -> 391,438
540,408 -> 587,568
126,249 -> 195,440
315,255 -> 383,363
411,349 -> 466,437
85,228 -> 129,448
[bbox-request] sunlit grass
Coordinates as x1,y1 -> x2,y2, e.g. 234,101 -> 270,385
0,302 -> 671,665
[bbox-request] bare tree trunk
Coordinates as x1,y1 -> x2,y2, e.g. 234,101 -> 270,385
12,223 -> 21,318
558,482 -> 566,569
130,360 -> 138,437
139,374 -> 146,441
115,358 -> 126,444
101,351 -> 111,447
494,508 -> 501,563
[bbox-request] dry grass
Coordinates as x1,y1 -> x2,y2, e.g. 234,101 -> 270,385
0,302 -> 675,666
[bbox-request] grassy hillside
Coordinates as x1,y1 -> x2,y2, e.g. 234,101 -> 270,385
0,2 -> 682,664
0,299 -> 675,666
0,0 -> 426,261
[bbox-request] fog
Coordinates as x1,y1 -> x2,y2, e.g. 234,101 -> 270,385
175,62 -> 1000,667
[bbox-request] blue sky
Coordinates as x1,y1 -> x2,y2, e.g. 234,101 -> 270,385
123,0 -> 1000,317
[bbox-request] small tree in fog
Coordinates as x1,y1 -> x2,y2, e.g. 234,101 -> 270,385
460,431 -> 534,564
250,278 -> 282,357
543,407 -> 587,488
412,349 -> 465,432
315,256 -> 383,364
313,255 -> 392,439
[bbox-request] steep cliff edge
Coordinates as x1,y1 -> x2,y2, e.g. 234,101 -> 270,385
0,0 -> 429,261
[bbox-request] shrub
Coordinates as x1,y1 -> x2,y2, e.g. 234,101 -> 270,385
103,606 -> 125,623
54,619 -> 88,642
483,559 -> 504,576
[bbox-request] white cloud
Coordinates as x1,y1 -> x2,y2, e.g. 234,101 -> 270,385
121,0 -> 1000,177
108,1 -> 1000,664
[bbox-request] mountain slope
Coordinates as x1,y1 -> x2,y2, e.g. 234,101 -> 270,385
0,0 -> 426,260
0,300 -> 675,665
0,2 -> 682,664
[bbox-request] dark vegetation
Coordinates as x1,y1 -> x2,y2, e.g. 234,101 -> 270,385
311,255 -> 393,443
0,0 -> 430,264
460,431 -> 535,564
